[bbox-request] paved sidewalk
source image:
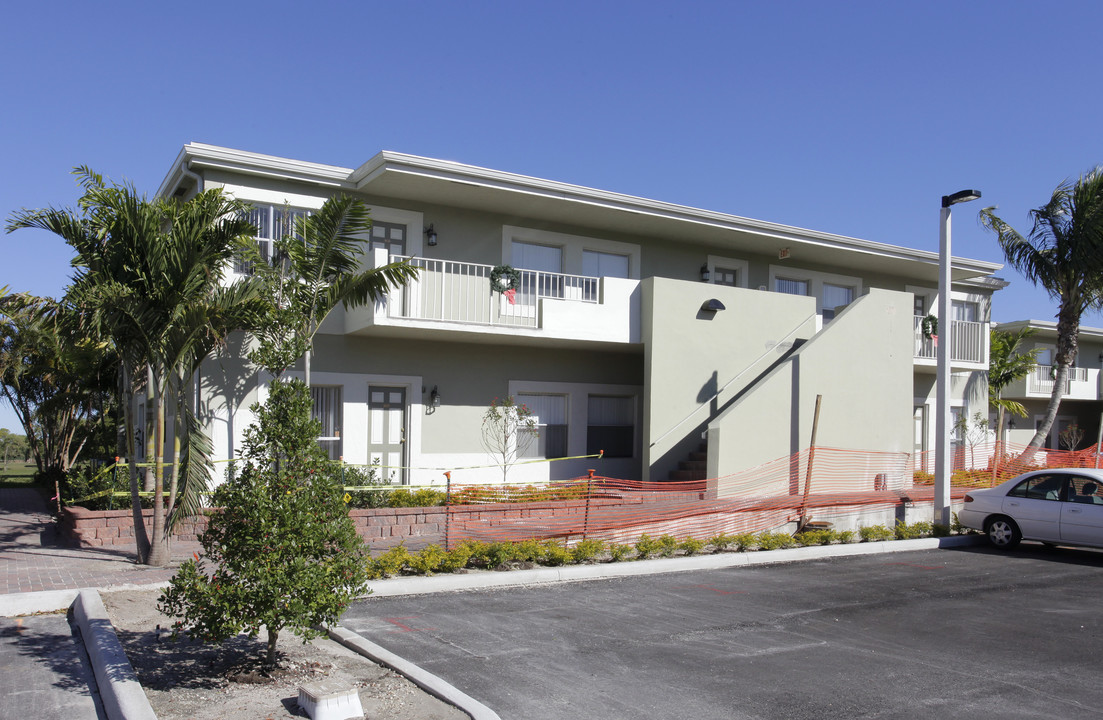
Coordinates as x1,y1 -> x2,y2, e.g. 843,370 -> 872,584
0,488 -> 200,597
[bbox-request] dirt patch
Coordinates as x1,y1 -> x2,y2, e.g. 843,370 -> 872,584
101,588 -> 468,720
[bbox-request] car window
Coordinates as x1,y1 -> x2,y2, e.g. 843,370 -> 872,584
1008,475 -> 1066,501
1065,476 -> 1103,504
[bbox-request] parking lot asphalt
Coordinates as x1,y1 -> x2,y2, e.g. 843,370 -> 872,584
341,543 -> 1103,720
0,613 -> 105,719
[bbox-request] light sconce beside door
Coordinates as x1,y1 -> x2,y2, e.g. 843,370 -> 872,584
425,224 -> 438,246
700,264 -> 710,282
700,299 -> 726,313
429,386 -> 441,409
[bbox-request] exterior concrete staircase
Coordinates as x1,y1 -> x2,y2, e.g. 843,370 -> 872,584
668,443 -> 708,482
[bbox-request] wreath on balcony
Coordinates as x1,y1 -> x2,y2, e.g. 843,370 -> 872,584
921,314 -> 938,340
490,265 -> 521,293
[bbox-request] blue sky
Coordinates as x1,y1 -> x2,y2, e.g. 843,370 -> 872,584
2,1 -> 1102,432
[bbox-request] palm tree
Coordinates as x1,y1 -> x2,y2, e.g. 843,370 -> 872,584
248,196 -> 419,380
988,327 -> 1039,478
980,167 -> 1103,456
7,169 -> 265,565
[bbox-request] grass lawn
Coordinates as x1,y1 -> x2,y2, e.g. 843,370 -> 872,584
0,462 -> 42,488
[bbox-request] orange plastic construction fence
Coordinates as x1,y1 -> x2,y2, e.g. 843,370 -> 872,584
432,442 -> 1103,548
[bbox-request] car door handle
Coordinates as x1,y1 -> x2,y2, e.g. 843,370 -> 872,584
1008,501 -> 1019,507
1068,508 -> 1082,514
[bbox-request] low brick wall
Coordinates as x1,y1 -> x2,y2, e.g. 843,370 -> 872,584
59,499 -> 610,552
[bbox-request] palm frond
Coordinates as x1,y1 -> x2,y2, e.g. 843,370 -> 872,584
170,406 -> 211,530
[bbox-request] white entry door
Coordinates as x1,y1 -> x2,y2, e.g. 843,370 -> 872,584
369,386 -> 406,484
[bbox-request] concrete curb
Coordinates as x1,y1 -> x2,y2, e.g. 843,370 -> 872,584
362,534 -> 986,597
0,588 -> 81,618
71,589 -> 157,720
328,624 -> 501,720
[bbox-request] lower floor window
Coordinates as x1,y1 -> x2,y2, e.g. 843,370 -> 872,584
516,393 -> 568,459
587,395 -> 634,458
311,385 -> 342,461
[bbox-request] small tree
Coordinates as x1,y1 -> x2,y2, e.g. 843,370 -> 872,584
158,379 -> 369,667
954,412 -> 993,471
1060,423 -> 1085,451
481,396 -> 538,483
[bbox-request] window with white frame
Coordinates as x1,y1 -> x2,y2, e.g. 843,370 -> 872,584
582,250 -> 629,279
952,299 -> 979,323
512,241 -> 564,304
235,203 -> 311,275
587,395 -> 635,458
516,394 -> 568,459
311,386 -> 342,461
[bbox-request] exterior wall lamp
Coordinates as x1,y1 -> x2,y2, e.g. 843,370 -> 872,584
935,188 -> 981,528
700,299 -> 726,313
425,224 -> 438,246
429,386 -> 441,409
700,264 -> 710,282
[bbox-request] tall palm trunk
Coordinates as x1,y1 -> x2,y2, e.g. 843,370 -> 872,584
1022,308 -> 1080,457
122,361 -> 152,563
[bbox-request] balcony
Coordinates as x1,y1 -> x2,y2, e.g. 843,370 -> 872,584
1002,364 -> 1098,401
913,316 -> 988,371
342,252 -> 640,345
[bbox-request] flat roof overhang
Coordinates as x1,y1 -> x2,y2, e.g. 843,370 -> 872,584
162,143 -> 1003,285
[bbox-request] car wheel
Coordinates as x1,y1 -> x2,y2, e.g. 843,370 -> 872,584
985,516 -> 1022,550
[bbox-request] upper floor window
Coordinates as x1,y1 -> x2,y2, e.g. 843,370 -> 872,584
913,294 -> 927,317
235,203 -> 311,275
582,250 -> 629,279
952,300 -> 979,323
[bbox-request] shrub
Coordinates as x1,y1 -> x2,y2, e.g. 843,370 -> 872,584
608,543 -> 633,562
159,379 -> 371,667
342,462 -> 391,508
571,539 -> 605,563
831,530 -> 855,544
895,520 -> 932,540
406,544 -> 447,575
679,537 -> 705,556
539,540 -> 573,566
708,533 -> 736,551
657,534 -> 679,558
734,533 -> 758,551
367,545 -> 412,579
512,539 -> 544,563
794,530 -> 830,546
60,462 -> 146,511
635,534 -> 662,559
438,544 -> 474,573
859,525 -> 895,542
388,487 -> 447,508
756,531 -> 795,551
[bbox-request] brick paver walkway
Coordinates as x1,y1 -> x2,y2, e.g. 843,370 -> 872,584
0,488 -> 201,595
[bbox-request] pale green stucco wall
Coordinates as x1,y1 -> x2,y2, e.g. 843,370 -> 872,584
706,288 -> 914,484
641,277 -> 818,481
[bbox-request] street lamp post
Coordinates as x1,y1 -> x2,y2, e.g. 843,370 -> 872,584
936,189 -> 982,527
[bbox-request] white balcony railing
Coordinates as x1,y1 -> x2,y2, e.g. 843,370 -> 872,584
1027,364 -> 1088,395
388,256 -> 599,328
913,317 -> 986,364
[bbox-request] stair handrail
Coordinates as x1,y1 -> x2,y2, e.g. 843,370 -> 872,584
650,312 -> 817,449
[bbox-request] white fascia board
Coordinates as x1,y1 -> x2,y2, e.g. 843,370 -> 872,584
159,144 -> 1002,279
157,143 -> 356,198
353,151 -> 1003,278
995,319 -> 1103,341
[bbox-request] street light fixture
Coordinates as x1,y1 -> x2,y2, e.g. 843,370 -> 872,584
935,189 -> 981,528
